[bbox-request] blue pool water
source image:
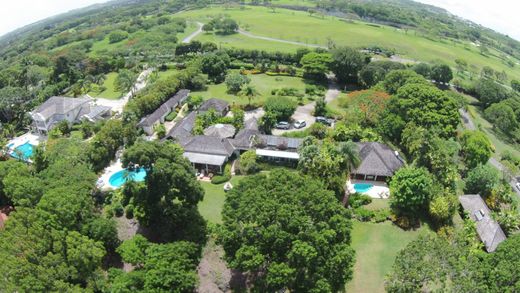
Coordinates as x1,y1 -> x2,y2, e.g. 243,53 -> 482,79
11,142 -> 35,161
354,183 -> 374,193
109,168 -> 147,188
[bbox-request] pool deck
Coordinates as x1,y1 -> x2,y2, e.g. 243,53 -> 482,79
98,159 -> 125,190
7,133 -> 42,149
346,179 -> 390,199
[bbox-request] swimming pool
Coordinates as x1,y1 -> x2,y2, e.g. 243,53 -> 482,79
108,168 -> 147,188
10,142 -> 35,161
354,183 -> 374,193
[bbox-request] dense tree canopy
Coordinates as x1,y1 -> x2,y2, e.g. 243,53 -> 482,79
110,235 -> 200,292
300,52 -> 332,80
330,46 -> 366,83
459,130 -> 494,169
475,78 -> 511,108
122,140 -> 206,243
389,166 -> 434,216
220,170 -> 355,292
201,51 -> 230,83
386,82 -> 460,139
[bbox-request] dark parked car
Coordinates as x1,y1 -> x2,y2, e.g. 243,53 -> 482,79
316,116 -> 333,126
275,121 -> 290,130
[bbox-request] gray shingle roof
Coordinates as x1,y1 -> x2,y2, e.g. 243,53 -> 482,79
459,194 -> 507,252
182,135 -> 235,157
83,105 -> 111,121
353,142 -> 404,177
32,96 -> 91,120
138,90 -> 190,127
199,98 -> 229,114
165,111 -> 197,143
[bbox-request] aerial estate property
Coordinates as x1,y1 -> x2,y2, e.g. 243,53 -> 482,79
0,0 -> 519,292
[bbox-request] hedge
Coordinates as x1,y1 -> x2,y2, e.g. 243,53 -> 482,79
211,175 -> 230,184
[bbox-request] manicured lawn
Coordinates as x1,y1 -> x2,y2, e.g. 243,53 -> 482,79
365,198 -> 390,211
192,72 -> 309,106
178,5 -> 520,81
346,221 -> 431,293
155,69 -> 178,82
87,72 -> 122,100
198,176 -> 245,224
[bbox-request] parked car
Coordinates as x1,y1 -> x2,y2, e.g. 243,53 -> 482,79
275,121 -> 290,130
516,182 -> 520,192
316,116 -> 333,126
293,120 -> 306,129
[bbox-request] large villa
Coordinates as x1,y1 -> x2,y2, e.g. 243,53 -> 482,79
29,96 -> 111,134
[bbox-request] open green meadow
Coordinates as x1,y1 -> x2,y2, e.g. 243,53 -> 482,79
192,71 -> 309,106
346,221 -> 431,293
177,5 -> 520,81
87,72 -> 121,100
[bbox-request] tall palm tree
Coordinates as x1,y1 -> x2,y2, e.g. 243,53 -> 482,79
337,141 -> 361,175
238,84 -> 259,106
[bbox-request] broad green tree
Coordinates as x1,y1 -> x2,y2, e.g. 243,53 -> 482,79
299,52 -> 332,80
122,140 -> 206,243
430,63 -> 453,84
201,51 -> 230,83
220,170 -> 355,292
459,130 -> 494,169
464,164 -> 501,197
389,166 -> 434,216
330,46 -> 366,84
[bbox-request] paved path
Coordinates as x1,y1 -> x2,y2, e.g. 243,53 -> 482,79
459,107 -> 520,197
237,29 -> 326,49
93,69 -> 153,114
183,22 -> 204,43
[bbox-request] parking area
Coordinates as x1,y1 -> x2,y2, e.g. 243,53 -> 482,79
272,102 -> 316,135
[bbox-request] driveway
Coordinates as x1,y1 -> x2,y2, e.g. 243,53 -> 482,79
93,69 -> 153,114
271,80 -> 340,135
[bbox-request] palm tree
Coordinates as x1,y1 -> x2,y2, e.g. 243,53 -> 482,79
337,141 -> 361,175
238,84 -> 259,106
114,69 -> 137,97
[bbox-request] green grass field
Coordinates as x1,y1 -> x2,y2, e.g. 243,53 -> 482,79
198,176 -> 245,224
87,72 -> 122,100
192,72 -> 309,105
178,5 -> 520,81
346,221 -> 431,293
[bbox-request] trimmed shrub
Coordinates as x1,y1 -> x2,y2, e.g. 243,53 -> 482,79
353,207 -> 375,221
348,193 -> 373,208
165,111 -> 177,121
211,175 -> 230,184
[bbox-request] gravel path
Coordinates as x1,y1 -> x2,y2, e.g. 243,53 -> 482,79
183,22 -> 204,43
